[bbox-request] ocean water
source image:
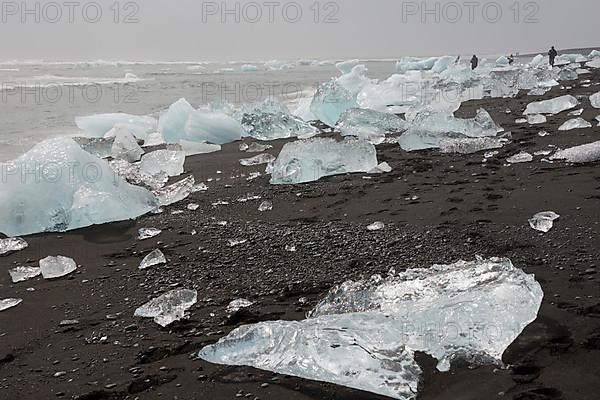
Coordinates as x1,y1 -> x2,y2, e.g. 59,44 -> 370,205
0,59 -> 398,161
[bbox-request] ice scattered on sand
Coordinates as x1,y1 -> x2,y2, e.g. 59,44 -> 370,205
241,143 -> 273,153
0,137 -> 157,237
192,183 -> 209,193
139,249 -> 167,270
75,113 -> 157,138
227,299 -> 255,314
138,228 -> 162,240
368,162 -> 392,174
310,81 -> 358,127
439,136 -> 507,155
187,203 -> 200,211
527,114 -> 547,125
240,154 -> 276,167
538,131 -> 550,137
367,221 -> 385,231
523,95 -> 578,115
258,201 -> 273,212
154,176 -> 195,206
515,118 -> 528,124
0,237 -> 28,256
0,298 -> 22,312
240,100 -> 317,140
179,140 -> 221,156
134,289 -> 197,327
271,138 -> 378,185
568,109 -> 584,116
550,141 -> 600,163
199,258 -> 543,400
40,256 -> 77,279
507,152 -> 533,164
529,211 -> 560,233
228,239 -> 248,247
589,92 -> 600,109
140,150 -> 185,177
9,266 -> 41,283
558,118 -> 591,131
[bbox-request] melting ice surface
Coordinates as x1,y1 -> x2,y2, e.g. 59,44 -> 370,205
310,81 -> 358,127
0,137 -> 158,237
40,256 -> 77,279
523,95 -> 578,115
0,237 -> 28,255
270,138 -> 378,185
134,289 -> 198,327
199,258 -> 544,400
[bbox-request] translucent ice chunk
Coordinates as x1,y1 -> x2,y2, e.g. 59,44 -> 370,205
568,109 -> 584,116
507,152 -> 533,164
439,136 -> 506,154
199,258 -> 543,400
529,211 -> 560,233
586,59 -> 600,69
550,141 -> 600,163
336,65 -> 374,96
396,56 -> 439,73
527,114 -> 547,125
589,92 -> 600,108
73,137 -> 115,159
139,249 -> 167,270
367,221 -> 385,231
588,50 -> 600,59
111,125 -> 145,162
138,228 -> 161,240
76,113 -> 157,138
523,95 -> 578,115
258,200 -> 273,212
271,138 -> 378,185
335,59 -> 359,74
179,140 -> 221,156
368,162 -> 392,174
0,137 -> 157,237
184,109 -> 244,144
240,99 -> 317,141
292,97 -> 318,122
241,64 -> 258,72
0,237 -> 28,255
9,266 -> 41,283
153,176 -> 195,206
496,56 -> 510,66
240,154 -> 276,166
109,159 -> 168,190
140,150 -> 185,177
134,289 -> 197,327
310,81 -> 358,127
558,118 -> 591,131
244,143 -> 273,153
336,108 -> 409,142
227,299 -> 255,313
40,255 -> 77,279
0,298 -> 22,312
158,98 -> 195,143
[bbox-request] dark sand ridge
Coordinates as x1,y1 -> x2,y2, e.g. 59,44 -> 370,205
0,70 -> 599,400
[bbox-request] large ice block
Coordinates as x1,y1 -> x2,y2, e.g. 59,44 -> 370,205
310,81 -> 358,127
158,98 -> 194,143
0,137 -> 158,237
523,95 -> 578,115
550,140 -> 600,163
270,138 -> 378,184
199,258 -> 543,400
240,100 -> 317,140
185,109 -> 245,144
76,113 -> 157,138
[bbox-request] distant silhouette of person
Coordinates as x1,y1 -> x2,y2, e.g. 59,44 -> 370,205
508,54 -> 515,65
455,55 -> 461,65
470,55 -> 479,70
549,46 -> 558,66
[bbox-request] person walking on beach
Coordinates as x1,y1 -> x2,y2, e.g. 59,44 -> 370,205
470,55 -> 479,70
549,46 -> 558,66
508,54 -> 515,65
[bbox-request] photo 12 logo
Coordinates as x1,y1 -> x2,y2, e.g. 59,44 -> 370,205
1,1 -> 140,23
201,1 -> 340,23
401,1 -> 540,24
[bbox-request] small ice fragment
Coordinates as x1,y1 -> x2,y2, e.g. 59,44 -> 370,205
550,140 -> 600,163
154,176 -> 195,206
0,237 -> 28,256
138,228 -> 162,240
140,150 -> 185,177
285,245 -> 297,252
192,183 -> 209,193
134,289 -> 197,327
240,154 -> 276,166
523,95 -> 578,115
538,131 -> 550,137
368,162 -> 392,174
527,114 -> 547,125
246,143 -> 274,153
439,137 -> 506,155
228,239 -> 248,247
507,152 -> 533,164
258,201 -> 273,212
0,298 -> 22,312
367,222 -> 385,231
515,118 -> 528,124
187,203 -> 200,211
239,143 -> 249,152
529,211 -> 560,233
39,256 -> 77,279
558,118 -> 591,131
226,299 -> 255,314
139,249 -> 167,270
534,150 -> 553,156
9,266 -> 41,283
567,109 -> 584,116
179,140 -> 221,156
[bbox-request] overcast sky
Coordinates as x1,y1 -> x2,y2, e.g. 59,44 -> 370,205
1,0 -> 598,61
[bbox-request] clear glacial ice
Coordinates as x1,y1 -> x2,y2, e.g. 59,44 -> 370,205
0,237 -> 28,255
310,81 -> 358,127
140,150 -> 185,177
590,92 -> 600,108
529,212 -> 560,233
139,249 -> 167,270
239,100 -> 317,140
8,266 -> 41,283
39,255 -> 77,279
134,289 -> 198,327
270,138 -> 378,184
0,137 -> 158,237
558,118 -> 592,131
199,258 -> 544,400
336,108 -> 409,143
550,141 -> 600,163
523,95 -> 578,115
75,113 -> 158,138
110,126 -> 145,162
153,176 -> 195,206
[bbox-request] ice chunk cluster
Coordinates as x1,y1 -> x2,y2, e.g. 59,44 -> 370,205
0,137 -> 158,237
200,258 -> 543,400
239,100 -> 317,140
271,138 -> 378,185
135,289 -> 198,327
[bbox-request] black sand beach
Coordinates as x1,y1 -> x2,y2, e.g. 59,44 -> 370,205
1,72 -> 600,400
